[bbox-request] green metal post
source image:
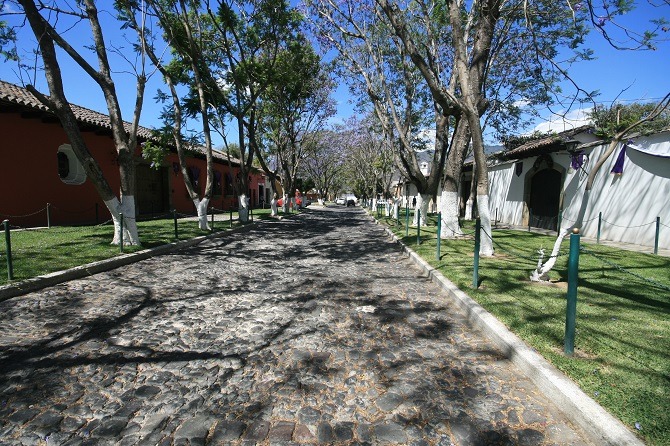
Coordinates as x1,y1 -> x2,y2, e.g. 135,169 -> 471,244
211,208 -> 214,231
564,228 -> 581,355
436,212 -> 442,261
230,210 -> 233,228
173,210 -> 179,239
47,203 -> 51,228
557,210 -> 562,235
250,207 -> 254,222
3,220 -> 13,281
473,218 -> 481,288
597,212 -> 602,244
119,213 -> 124,253
405,203 -> 410,237
654,216 -> 660,255
417,209 -> 421,245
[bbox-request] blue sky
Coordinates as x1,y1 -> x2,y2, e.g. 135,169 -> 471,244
1,2 -> 668,146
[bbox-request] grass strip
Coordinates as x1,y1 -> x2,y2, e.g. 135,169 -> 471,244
375,211 -> 669,446
0,208 -> 280,284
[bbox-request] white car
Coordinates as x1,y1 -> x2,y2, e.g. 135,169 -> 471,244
335,197 -> 346,205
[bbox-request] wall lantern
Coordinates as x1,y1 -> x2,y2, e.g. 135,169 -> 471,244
564,139 -> 581,154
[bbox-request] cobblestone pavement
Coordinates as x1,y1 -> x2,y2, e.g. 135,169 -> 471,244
0,207 -> 593,446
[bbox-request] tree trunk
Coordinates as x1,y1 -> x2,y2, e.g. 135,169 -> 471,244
439,190 -> 461,237
439,119 -> 469,238
108,196 -> 140,246
193,198 -> 210,231
465,174 -> 477,220
271,194 -> 279,216
238,194 -> 249,222
413,193 -> 430,226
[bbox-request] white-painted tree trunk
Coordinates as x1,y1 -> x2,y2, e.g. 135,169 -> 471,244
393,198 -> 400,220
385,201 -> 391,217
270,197 -> 278,216
439,190 -> 463,238
193,197 -> 210,231
530,228 -> 570,281
530,189 -> 591,281
282,194 -> 289,213
108,196 -> 140,246
412,194 -> 430,227
477,194 -> 494,256
238,194 -> 249,223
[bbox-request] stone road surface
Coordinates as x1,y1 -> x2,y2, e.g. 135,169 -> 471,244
0,207 -> 593,445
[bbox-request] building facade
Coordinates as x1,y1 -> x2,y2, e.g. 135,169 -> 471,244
0,80 -> 264,228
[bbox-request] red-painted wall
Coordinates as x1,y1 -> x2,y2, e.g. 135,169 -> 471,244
1,113 -> 118,227
0,113 -> 264,227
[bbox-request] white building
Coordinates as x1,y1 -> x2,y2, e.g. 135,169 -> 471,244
485,127 -> 670,249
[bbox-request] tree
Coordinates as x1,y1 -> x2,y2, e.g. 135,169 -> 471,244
338,116 -> 395,202
255,36 -> 336,212
530,95 -> 670,281
305,0 -> 449,227
204,0 -> 302,223
301,129 -> 346,203
122,0 -> 218,231
5,0 -> 150,245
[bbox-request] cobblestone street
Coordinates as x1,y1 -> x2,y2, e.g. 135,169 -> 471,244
0,207 -> 592,445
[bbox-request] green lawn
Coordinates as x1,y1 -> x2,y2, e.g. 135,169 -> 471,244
375,211 -> 669,446
0,208 -> 278,284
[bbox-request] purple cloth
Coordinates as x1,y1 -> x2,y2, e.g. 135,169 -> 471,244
611,145 -> 627,175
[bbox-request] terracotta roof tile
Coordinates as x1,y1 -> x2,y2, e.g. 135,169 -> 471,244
0,79 -> 241,165
501,125 -> 593,160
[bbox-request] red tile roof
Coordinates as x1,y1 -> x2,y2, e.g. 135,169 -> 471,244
500,125 -> 594,160
0,79 -> 243,165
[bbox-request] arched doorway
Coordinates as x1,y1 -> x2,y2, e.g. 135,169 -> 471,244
529,168 -> 561,230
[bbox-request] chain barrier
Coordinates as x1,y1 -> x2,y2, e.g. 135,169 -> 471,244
559,214 -> 600,225
439,218 -> 476,237
0,206 -> 48,219
580,247 -> 670,292
480,226 -> 566,263
49,204 -> 96,215
600,218 -> 657,229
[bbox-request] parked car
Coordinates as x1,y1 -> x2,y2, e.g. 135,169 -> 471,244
335,197 -> 346,205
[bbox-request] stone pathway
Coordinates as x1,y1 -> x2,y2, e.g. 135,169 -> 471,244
0,206 -> 592,445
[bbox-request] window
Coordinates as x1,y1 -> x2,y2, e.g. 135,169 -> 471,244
213,171 -> 223,196
225,173 -> 234,196
57,144 -> 86,185
57,152 -> 70,179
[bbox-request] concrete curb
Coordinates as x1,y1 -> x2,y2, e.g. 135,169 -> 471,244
373,217 -> 643,446
0,222 -> 258,302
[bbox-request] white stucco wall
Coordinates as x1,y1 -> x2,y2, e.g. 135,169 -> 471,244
566,134 -> 670,248
488,161 -> 526,225
486,131 -> 670,249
